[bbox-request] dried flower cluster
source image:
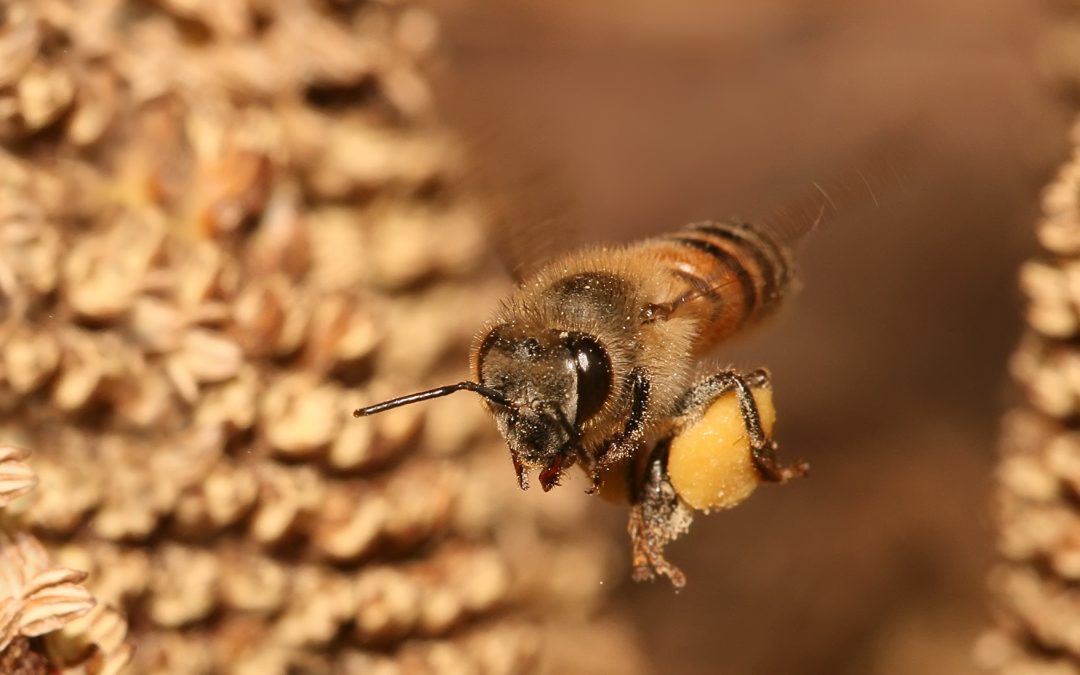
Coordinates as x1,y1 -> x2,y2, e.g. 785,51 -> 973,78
0,1 -> 636,673
977,121 -> 1080,673
0,445 -> 133,674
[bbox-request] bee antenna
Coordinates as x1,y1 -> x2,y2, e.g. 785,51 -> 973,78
353,381 -> 513,417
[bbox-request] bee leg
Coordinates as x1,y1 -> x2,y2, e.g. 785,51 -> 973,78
676,368 -> 808,483
511,454 -> 529,491
597,368 -> 651,469
628,438 -> 692,589
575,450 -> 603,494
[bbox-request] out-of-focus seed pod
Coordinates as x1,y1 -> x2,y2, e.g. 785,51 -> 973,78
0,0 -> 642,672
982,44 -> 1080,667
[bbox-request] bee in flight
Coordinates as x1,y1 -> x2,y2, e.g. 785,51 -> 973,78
355,217 -> 809,587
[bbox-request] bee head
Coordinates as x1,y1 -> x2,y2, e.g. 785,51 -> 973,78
352,322 -> 612,493
475,323 -> 612,490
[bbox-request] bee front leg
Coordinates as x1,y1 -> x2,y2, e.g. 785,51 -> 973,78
591,369 -> 651,490
676,368 -> 808,483
628,438 -> 692,588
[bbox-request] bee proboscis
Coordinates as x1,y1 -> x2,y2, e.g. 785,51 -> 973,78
355,217 -> 810,586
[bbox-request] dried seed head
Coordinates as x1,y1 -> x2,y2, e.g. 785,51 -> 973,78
0,0 -> 635,670
0,532 -> 95,649
261,374 -> 343,458
0,446 -> 35,508
16,62 -> 74,131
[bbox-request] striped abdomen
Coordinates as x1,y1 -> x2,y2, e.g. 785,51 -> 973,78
642,221 -> 794,353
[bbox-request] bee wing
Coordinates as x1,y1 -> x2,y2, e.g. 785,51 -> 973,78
651,138 -> 913,319
456,131 -> 584,284
757,158 -> 906,251
483,165 -> 583,284
755,129 -> 915,250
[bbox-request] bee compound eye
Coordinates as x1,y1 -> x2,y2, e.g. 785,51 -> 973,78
565,333 -> 612,426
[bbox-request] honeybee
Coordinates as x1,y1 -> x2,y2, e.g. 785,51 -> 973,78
355,216 -> 810,587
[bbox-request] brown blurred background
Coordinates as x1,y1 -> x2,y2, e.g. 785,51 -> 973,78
425,1 -> 1069,673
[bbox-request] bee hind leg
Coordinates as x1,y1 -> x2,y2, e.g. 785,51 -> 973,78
675,368 -> 808,484
628,438 -> 693,589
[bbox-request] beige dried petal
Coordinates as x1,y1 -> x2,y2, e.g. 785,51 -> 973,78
148,545 -> 219,627
275,567 -> 356,647
447,548 -> 510,614
178,328 -> 243,383
309,123 -> 449,199
51,334 -> 105,411
55,543 -> 147,609
0,531 -> 47,597
192,148 -> 273,237
354,567 -> 420,644
23,567 -> 89,597
421,388 -> 488,457
0,531 -> 95,638
247,188 -> 310,279
260,374 -> 342,457
63,243 -> 137,322
18,580 -> 95,636
1022,261 -> 1079,338
270,6 -> 382,89
312,486 -> 387,561
327,416 -> 377,471
232,276 -> 308,357
16,61 -> 74,130
195,365 -> 258,434
67,66 -> 118,146
24,453 -> 103,534
381,464 -> 457,547
219,553 -> 287,613
0,596 -> 20,653
3,328 -> 60,394
205,42 -> 283,99
150,425 -> 224,496
0,211 -> 61,296
91,432 -> 215,541
115,365 -> 175,429
307,207 -> 366,291
395,8 -> 440,57
0,93 -> 20,141
164,353 -> 200,404
129,297 -> 186,353
0,445 -> 29,463
156,0 -> 251,38
0,445 -> 35,507
999,455 -> 1059,503
202,460 -> 258,528
174,241 -> 238,310
233,279 -> 287,357
250,463 -> 325,545
45,603 -> 134,675
417,583 -> 462,636
0,10 -> 41,88
304,295 -> 380,374
380,64 -> 432,118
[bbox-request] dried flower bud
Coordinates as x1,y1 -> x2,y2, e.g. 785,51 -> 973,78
16,62 -> 74,131
0,446 -> 35,508
261,374 -> 343,458
0,8 -> 41,89
249,463 -> 325,546
148,545 -> 219,627
0,532 -> 95,650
